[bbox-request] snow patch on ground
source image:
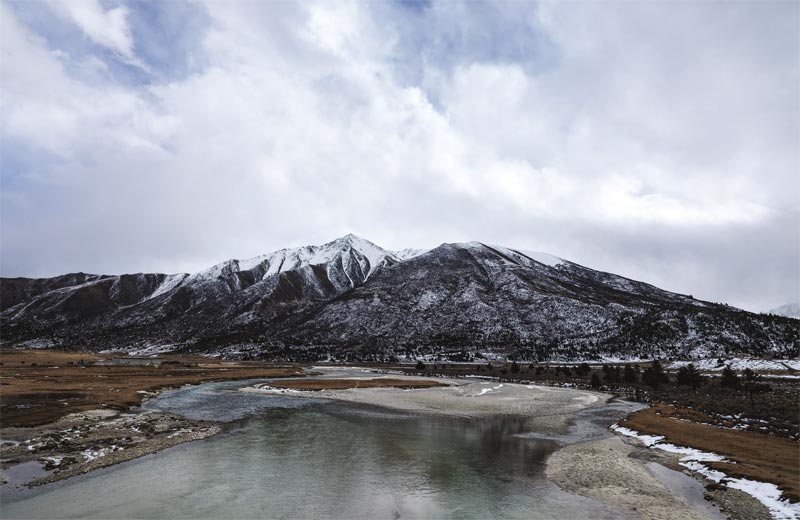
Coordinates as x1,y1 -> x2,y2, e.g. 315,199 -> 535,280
611,424 -> 800,520
126,344 -> 179,356
474,384 -> 503,396
667,359 -> 800,372
252,385 -> 302,395
81,445 -> 123,462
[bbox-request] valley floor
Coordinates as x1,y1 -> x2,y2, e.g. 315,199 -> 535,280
1,353 -> 798,520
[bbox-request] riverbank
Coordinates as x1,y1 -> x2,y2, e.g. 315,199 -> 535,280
1,409 -> 220,488
546,436 -> 722,520
620,404 -> 799,502
0,350 -> 311,490
0,350 -> 308,427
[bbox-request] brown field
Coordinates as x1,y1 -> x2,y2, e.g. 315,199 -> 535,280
268,378 -> 447,391
0,350 -> 307,427
620,403 -> 800,502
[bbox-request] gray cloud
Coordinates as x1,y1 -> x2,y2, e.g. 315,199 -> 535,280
0,0 -> 797,312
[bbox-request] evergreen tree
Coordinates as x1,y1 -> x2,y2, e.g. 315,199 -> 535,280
642,360 -> 669,388
742,368 -> 767,412
720,365 -> 739,388
623,365 -> 639,384
676,364 -> 705,388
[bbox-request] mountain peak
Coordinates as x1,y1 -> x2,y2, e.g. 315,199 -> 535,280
330,233 -> 377,248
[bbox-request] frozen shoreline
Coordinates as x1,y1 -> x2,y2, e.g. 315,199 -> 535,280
611,423 -> 800,520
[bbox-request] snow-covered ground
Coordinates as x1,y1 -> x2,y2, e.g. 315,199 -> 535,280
611,424 -> 800,520
667,358 -> 800,372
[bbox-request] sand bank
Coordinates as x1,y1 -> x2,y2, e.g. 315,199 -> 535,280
546,436 -> 725,520
244,378 -> 607,432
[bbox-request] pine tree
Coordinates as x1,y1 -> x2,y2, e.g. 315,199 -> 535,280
720,365 -> 739,388
676,364 -> 705,388
642,360 -> 669,388
623,365 -> 639,384
742,368 -> 767,412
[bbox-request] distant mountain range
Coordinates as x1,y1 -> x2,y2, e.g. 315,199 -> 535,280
769,302 -> 800,319
2,235 -> 797,361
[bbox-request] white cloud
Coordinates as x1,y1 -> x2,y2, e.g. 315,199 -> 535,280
49,0 -> 145,68
0,0 -> 797,312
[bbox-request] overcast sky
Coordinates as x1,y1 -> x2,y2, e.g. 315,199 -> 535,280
1,0 -> 798,312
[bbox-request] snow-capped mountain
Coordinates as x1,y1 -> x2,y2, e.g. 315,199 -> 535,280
1,235 -> 397,328
769,302 -> 800,319
2,236 -> 797,361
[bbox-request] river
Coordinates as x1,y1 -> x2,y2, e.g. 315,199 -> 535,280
1,371 -> 701,519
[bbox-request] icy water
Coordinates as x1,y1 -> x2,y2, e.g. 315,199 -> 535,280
1,374 -> 638,519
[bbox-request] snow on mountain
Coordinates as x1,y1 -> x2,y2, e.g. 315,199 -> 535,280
392,248 -> 428,261
487,244 -> 566,268
769,302 -> 800,319
2,235 -> 798,362
188,234 -> 396,285
148,273 -> 189,300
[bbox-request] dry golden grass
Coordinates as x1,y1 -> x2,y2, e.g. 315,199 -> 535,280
269,378 -> 447,391
0,350 -> 306,427
621,404 -> 800,501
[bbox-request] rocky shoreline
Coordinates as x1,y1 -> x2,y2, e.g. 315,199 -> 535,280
0,408 -> 221,489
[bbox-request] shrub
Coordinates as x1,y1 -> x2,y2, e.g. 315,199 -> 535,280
623,365 -> 639,384
676,364 -> 705,388
642,360 -> 669,388
720,365 -> 739,388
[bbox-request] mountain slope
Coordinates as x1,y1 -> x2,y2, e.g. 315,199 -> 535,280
1,236 -> 797,360
1,235 -> 398,342
769,302 -> 800,319
279,242 -> 796,360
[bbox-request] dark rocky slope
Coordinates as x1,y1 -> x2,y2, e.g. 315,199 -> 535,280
2,236 -> 797,361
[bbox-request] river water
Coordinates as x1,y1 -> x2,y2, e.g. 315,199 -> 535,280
1,373 -> 665,519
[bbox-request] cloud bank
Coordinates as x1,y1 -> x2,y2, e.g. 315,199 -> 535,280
1,0 -> 797,312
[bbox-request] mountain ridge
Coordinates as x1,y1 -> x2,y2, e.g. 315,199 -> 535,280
1,235 -> 797,361
769,302 -> 800,320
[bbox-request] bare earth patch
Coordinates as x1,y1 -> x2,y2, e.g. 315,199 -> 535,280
0,350 -> 307,427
